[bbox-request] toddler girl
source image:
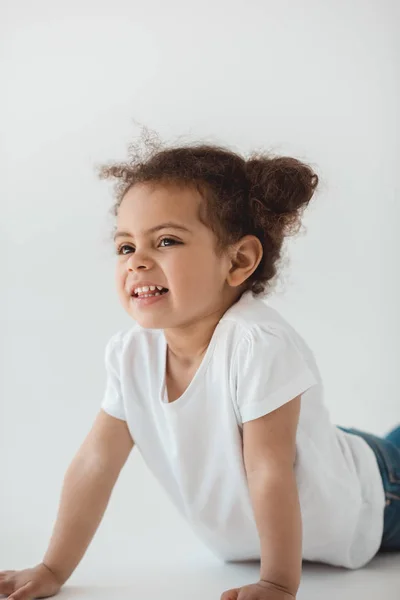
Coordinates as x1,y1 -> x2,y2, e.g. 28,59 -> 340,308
1,133 -> 399,600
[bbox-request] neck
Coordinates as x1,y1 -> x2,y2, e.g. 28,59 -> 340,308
164,313 -> 219,368
163,288 -> 244,367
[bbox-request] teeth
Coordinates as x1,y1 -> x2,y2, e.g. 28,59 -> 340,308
138,292 -> 161,298
134,284 -> 165,295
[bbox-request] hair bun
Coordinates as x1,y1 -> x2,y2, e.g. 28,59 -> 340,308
246,155 -> 318,216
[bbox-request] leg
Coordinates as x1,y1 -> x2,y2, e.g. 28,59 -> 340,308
336,425 -> 400,552
385,424 -> 400,449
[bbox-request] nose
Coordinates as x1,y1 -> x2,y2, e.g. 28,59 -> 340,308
126,249 -> 153,271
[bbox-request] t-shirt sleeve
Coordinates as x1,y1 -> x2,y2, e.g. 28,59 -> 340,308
100,331 -> 127,421
234,325 -> 318,423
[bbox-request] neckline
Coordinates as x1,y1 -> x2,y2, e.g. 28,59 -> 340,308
159,320 -> 221,409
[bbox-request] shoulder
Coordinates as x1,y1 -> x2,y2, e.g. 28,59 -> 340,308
104,324 -> 138,352
221,292 -> 300,359
229,319 -> 318,424
227,306 -> 315,387
104,324 -> 163,362
232,321 -> 300,372
221,290 -> 282,325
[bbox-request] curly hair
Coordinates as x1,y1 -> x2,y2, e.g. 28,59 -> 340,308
97,128 -> 319,297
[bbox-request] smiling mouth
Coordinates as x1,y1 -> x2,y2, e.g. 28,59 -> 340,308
132,288 -> 169,299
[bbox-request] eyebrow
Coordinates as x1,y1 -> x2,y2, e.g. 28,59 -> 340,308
113,222 -> 192,242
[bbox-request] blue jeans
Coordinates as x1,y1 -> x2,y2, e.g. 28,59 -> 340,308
337,424 -> 400,552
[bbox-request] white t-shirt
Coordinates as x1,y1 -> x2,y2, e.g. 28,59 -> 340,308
101,290 -> 385,569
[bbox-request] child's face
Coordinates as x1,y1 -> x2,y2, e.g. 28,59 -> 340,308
114,182 -> 239,329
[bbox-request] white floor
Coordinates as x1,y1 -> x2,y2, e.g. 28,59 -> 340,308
2,532 -> 399,600
2,455 -> 399,600
55,555 -> 400,600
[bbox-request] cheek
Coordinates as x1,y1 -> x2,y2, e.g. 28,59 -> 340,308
115,265 -> 127,294
182,259 -> 220,292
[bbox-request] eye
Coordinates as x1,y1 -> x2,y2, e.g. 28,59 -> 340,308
159,237 -> 179,247
116,244 -> 133,255
116,237 -> 181,255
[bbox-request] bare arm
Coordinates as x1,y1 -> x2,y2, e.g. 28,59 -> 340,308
42,409 -> 134,585
243,395 -> 302,599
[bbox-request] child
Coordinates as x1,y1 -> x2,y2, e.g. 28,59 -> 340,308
1,134 -> 399,600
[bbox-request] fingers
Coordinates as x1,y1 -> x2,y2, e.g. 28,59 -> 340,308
0,573 -> 16,596
8,580 -> 35,600
220,587 -> 240,600
0,570 -> 16,579
0,579 -> 13,596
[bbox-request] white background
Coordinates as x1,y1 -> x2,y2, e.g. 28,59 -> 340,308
1,1 -> 399,598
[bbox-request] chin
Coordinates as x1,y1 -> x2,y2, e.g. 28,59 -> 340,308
128,312 -> 165,329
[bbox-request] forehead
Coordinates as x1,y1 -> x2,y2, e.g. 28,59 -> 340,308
117,182 -> 203,226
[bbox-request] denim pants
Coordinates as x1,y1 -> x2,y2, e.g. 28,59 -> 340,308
337,424 -> 400,552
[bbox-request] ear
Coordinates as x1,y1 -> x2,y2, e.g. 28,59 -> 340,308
226,235 -> 263,288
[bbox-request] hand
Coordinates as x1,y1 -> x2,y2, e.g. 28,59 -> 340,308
0,562 -> 62,600
221,580 -> 296,600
